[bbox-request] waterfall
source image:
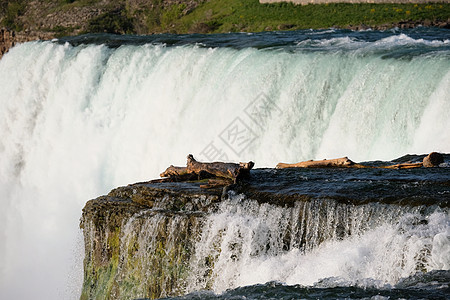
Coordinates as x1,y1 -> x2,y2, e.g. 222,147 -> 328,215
0,30 -> 449,299
185,196 -> 448,293
81,194 -> 449,298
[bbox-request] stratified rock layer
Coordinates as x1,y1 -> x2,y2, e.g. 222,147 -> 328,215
80,182 -> 222,300
0,28 -> 14,57
0,28 -> 54,58
80,162 -> 449,299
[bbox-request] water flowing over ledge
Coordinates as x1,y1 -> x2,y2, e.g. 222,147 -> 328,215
0,28 -> 449,299
80,163 -> 449,299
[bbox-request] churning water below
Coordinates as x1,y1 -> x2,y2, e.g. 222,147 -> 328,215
0,27 -> 449,299
162,274 -> 450,299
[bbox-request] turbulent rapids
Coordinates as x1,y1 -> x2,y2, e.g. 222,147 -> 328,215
0,28 -> 449,299
80,164 -> 450,299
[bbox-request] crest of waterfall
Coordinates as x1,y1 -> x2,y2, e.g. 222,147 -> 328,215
0,29 -> 449,299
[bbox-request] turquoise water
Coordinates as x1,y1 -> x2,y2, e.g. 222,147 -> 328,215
0,28 -> 448,299
162,272 -> 450,299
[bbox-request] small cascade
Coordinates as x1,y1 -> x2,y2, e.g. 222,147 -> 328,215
81,192 -> 448,299
185,195 -> 447,293
0,29 -> 448,299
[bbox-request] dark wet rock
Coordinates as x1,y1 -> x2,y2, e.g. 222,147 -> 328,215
80,158 -> 449,299
346,20 -> 450,31
277,24 -> 296,30
107,181 -> 222,211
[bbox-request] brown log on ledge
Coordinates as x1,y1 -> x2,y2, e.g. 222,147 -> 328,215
187,154 -> 254,182
423,152 -> 444,167
160,166 -> 188,177
379,152 -> 444,169
276,152 -> 444,170
276,157 -> 367,169
379,162 -> 423,169
158,154 -> 254,186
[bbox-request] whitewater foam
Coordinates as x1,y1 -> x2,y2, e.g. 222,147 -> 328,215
0,30 -> 449,299
186,196 -> 449,293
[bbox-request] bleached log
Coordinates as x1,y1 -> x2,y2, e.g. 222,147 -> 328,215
160,165 -> 188,177
380,152 -> 443,169
187,154 -> 254,182
276,152 -> 444,170
158,155 -> 254,186
276,157 -> 364,169
380,162 -> 423,169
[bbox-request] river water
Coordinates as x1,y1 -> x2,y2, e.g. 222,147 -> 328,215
0,27 -> 449,299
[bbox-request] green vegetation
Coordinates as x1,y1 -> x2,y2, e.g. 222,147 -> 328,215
1,0 -> 26,31
165,0 -> 450,33
1,0 -> 449,36
50,25 -> 78,37
86,7 -> 134,34
160,4 -> 187,30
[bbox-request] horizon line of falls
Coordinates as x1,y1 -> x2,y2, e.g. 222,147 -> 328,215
0,30 -> 449,299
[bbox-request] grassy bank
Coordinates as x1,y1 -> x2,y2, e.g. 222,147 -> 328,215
165,0 -> 450,33
1,0 -> 449,36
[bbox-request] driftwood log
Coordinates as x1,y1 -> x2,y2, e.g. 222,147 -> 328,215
187,154 -> 254,182
423,152 -> 444,167
276,157 -> 366,169
155,152 -> 442,187
276,152 -> 444,169
158,154 -> 254,187
381,152 -> 444,169
160,166 -> 188,177
380,162 -> 424,169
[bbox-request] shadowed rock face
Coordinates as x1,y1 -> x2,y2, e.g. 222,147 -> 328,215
81,197 -> 205,299
80,161 -> 449,299
80,182 -> 223,300
0,29 -> 14,58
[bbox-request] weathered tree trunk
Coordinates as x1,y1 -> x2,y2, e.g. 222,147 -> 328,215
160,166 -> 188,177
382,152 -> 444,169
276,152 -> 443,170
187,154 -> 254,182
423,152 -> 444,167
158,155 -> 254,186
276,157 -> 366,169
379,162 -> 423,169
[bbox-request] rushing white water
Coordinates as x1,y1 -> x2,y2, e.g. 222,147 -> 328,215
0,33 -> 449,299
81,194 -> 449,298
186,196 -> 450,293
